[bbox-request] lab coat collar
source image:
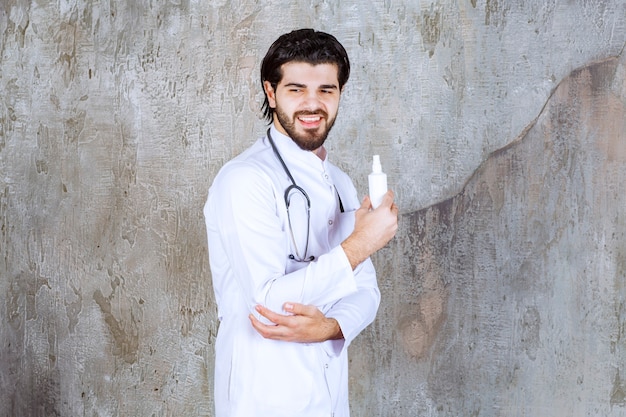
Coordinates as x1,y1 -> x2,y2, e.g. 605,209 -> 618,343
267,125 -> 330,169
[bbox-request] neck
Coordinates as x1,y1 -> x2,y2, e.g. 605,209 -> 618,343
313,146 -> 326,160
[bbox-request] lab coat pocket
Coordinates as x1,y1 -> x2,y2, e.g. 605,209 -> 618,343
252,339 -> 315,411
328,209 -> 356,247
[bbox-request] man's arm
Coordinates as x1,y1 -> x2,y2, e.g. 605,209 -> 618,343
251,191 -> 398,344
341,191 -> 399,269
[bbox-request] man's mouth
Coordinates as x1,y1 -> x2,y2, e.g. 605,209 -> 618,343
297,112 -> 326,128
299,115 -> 322,123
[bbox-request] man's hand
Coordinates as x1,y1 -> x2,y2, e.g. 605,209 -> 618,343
249,302 -> 343,343
341,190 -> 399,269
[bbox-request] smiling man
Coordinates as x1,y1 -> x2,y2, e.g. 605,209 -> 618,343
204,29 -> 398,417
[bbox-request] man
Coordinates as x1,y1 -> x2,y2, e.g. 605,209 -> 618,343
204,28 -> 398,417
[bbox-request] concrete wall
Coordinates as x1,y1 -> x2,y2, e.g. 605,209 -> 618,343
1,1 -> 624,416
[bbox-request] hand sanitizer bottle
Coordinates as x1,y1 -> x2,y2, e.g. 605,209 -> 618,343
368,155 -> 387,209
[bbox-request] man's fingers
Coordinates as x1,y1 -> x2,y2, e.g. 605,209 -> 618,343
360,195 -> 372,210
379,190 -> 395,208
249,313 -> 284,339
249,306 -> 296,341
283,302 -> 315,316
255,304 -> 289,325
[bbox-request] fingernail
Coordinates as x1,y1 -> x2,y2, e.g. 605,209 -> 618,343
284,303 -> 293,311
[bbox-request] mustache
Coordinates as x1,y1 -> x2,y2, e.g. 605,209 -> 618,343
295,110 -> 328,118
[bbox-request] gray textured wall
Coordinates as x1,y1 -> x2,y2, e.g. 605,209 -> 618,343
1,1 -> 625,416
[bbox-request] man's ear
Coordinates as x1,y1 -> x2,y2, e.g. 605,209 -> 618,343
263,81 -> 277,108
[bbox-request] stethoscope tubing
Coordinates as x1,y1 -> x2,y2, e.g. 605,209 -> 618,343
266,129 -> 314,262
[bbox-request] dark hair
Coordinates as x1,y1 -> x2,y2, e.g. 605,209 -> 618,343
260,29 -> 351,122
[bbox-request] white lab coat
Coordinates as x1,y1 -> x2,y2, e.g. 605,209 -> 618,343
204,125 -> 380,417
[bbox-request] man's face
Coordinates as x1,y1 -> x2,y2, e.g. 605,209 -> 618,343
264,62 -> 341,152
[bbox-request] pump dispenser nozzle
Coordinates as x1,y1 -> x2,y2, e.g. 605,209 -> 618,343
372,155 -> 382,173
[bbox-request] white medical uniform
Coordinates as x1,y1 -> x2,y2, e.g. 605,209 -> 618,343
204,125 -> 380,417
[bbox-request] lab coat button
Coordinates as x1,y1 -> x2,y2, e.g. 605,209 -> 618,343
328,220 -> 333,225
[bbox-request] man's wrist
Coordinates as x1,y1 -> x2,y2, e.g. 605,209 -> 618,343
326,318 -> 344,340
341,237 -> 367,270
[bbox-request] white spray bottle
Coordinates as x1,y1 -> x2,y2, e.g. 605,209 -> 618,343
368,155 -> 387,209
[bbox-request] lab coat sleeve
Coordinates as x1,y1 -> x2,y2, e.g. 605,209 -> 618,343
316,165 -> 381,357
322,256 -> 380,357
205,161 -> 359,318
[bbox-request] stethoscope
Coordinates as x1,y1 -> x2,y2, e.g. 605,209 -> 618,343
266,129 -> 315,262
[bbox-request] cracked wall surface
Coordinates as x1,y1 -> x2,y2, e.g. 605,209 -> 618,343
354,53 -> 626,416
1,1 -> 625,416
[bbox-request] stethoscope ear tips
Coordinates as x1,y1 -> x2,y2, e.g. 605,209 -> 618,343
288,254 -> 315,261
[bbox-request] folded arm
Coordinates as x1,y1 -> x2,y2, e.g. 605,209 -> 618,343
248,191 -> 399,346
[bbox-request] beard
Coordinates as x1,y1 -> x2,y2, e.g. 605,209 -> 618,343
274,107 -> 337,151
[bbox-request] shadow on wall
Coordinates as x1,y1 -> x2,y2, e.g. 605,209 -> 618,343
352,50 -> 626,416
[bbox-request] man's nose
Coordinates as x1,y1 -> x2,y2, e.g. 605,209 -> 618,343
302,90 -> 322,108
